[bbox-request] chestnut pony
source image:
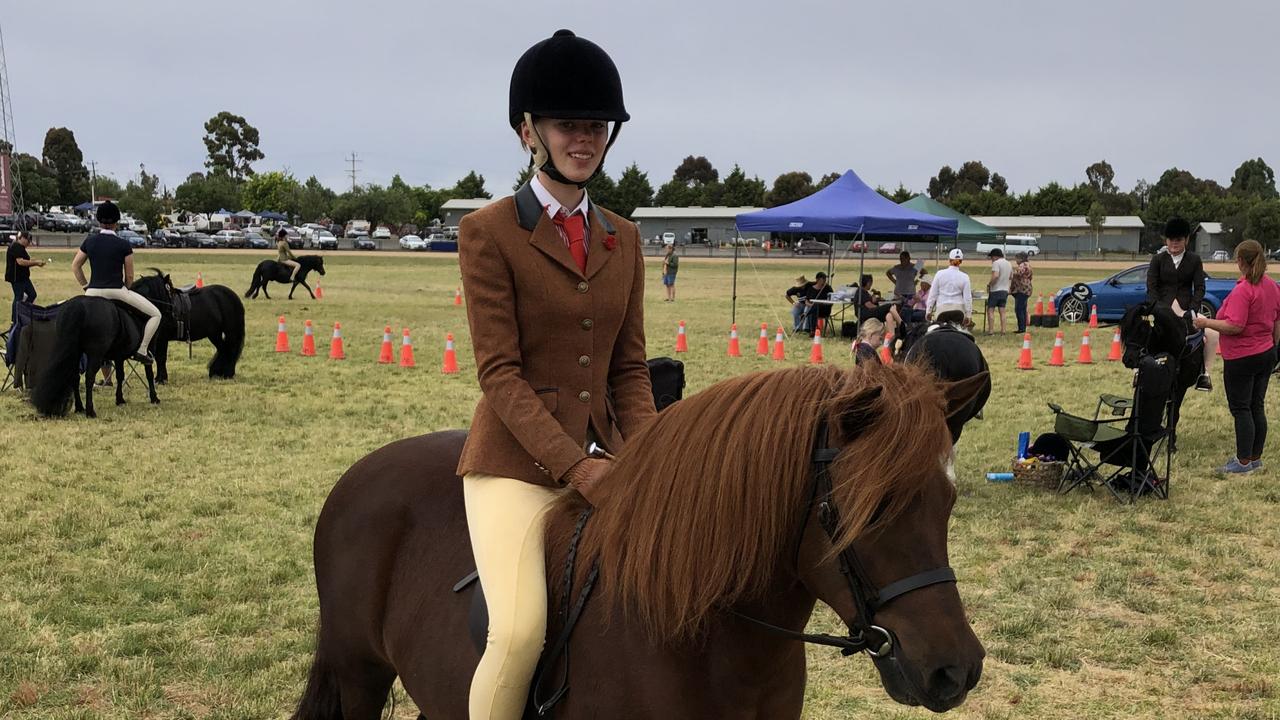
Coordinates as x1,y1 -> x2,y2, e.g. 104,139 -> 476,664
293,363 -> 987,718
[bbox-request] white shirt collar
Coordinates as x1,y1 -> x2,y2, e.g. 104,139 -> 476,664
531,174 -> 590,220
98,228 -> 118,236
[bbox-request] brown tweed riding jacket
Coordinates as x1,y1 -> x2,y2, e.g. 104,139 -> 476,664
456,182 -> 657,487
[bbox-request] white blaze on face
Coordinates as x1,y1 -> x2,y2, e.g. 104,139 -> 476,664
942,446 -> 958,486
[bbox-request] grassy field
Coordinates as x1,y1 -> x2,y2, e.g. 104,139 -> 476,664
2,248 -> 1277,719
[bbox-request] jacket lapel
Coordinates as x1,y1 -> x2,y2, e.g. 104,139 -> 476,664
584,203 -> 616,279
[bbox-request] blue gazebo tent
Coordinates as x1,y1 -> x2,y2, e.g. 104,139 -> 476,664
732,170 -> 958,322
258,210 -> 287,221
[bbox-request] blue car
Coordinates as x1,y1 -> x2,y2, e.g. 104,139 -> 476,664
1053,264 -> 1237,323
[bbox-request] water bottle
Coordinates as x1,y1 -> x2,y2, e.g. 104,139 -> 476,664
1017,431 -> 1031,460
986,472 -> 1015,482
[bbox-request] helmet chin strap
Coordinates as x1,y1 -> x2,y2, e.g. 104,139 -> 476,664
525,112 -> 622,190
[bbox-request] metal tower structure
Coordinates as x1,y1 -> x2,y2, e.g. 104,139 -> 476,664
0,22 -> 25,218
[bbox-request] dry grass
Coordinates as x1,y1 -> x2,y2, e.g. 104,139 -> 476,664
1,248 -> 1277,718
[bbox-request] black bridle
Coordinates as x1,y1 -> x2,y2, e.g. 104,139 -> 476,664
732,418 -> 956,660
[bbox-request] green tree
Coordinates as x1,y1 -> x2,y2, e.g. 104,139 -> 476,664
12,153 -> 59,209
94,175 -> 125,201
118,164 -> 164,229
765,171 -> 814,207
240,171 -> 302,214
653,178 -> 698,207
989,173 -> 1009,196
1229,158 -> 1277,199
927,165 -> 956,199
202,111 -> 264,180
452,171 -> 491,199
586,171 -> 617,210
296,175 -> 337,222
1085,200 -> 1106,253
512,165 -> 536,191
175,171 -> 242,213
719,164 -> 767,207
42,127 -> 90,204
816,172 -> 842,190
1244,200 -> 1280,248
672,156 -> 718,185
612,162 -> 654,218
1085,160 -> 1118,195
952,161 -> 991,196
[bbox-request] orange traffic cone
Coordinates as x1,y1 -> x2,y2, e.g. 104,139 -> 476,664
1046,296 -> 1056,317
808,332 -> 824,364
727,324 -> 742,357
399,328 -> 416,368
274,316 -> 289,353
1088,304 -> 1098,328
879,333 -> 894,364
1107,328 -> 1123,362
315,283 -> 324,300
1031,294 -> 1043,326
301,319 -> 317,357
441,332 -> 459,374
1017,333 -> 1035,370
1048,330 -> 1065,366
771,326 -> 786,361
675,321 -> 689,352
1077,330 -> 1094,364
756,323 -> 769,355
196,272 -> 205,289
329,322 -> 346,360
377,325 -> 394,364
454,288 -> 463,306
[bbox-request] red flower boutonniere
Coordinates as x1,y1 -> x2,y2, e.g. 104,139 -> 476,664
602,234 -> 617,251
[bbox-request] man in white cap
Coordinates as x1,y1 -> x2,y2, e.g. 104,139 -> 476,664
926,248 -> 973,325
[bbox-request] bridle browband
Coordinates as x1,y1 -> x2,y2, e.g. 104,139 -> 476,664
731,417 -> 956,660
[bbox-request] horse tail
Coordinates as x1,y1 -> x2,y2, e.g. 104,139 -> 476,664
31,300 -> 86,417
245,266 -> 260,298
208,288 -> 244,379
289,627 -> 344,720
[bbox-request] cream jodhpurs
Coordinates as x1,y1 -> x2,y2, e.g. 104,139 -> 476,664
463,472 -> 561,720
85,287 -> 161,355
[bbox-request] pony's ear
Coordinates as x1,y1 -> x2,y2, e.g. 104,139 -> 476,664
941,372 -> 990,427
837,385 -> 884,442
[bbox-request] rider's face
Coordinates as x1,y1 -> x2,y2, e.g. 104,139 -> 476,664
525,118 -> 609,184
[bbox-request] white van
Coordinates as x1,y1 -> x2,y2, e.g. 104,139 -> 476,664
977,234 -> 1040,257
661,232 -> 676,246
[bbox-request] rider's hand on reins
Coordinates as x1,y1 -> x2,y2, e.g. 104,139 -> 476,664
564,457 -> 611,507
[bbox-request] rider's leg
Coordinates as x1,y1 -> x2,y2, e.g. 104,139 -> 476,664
463,473 -> 561,720
287,260 -> 301,281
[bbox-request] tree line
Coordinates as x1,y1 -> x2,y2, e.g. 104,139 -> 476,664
10,111 -> 1280,247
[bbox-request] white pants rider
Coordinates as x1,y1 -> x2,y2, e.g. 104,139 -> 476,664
85,287 -> 162,356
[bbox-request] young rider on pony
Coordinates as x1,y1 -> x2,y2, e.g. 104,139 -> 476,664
70,201 -> 161,365
275,228 -> 301,281
455,29 -> 656,720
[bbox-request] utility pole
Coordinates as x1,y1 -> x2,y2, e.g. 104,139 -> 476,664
88,160 -> 98,204
0,21 -> 25,218
346,152 -> 360,192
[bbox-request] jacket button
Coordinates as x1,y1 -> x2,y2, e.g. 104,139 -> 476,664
576,281 -> 589,293
581,318 -> 593,330
578,391 -> 591,403
578,355 -> 591,367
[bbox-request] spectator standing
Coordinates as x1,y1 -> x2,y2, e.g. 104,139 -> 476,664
785,275 -> 810,332
5,231 -> 45,322
885,251 -> 918,303
1010,251 -> 1034,333
1147,217 -> 1217,391
985,248 -> 1012,334
927,248 -> 973,325
661,244 -> 679,302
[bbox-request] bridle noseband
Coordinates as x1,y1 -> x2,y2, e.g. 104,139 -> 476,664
732,418 -> 956,660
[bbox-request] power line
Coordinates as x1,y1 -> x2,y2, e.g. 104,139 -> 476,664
346,152 -> 361,192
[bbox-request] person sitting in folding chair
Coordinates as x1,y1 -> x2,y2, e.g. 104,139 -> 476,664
69,201 -> 160,365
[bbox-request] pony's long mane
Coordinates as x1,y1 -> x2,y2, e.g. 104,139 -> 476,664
569,363 -> 953,641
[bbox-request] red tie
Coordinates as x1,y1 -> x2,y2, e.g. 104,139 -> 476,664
554,209 -> 587,274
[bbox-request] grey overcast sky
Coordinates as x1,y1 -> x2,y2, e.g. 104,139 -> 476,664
6,0 -> 1278,199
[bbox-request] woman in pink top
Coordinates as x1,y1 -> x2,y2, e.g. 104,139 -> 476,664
1193,240 -> 1280,473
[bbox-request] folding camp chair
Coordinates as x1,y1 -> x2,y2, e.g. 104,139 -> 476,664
1,326 -> 12,391
1052,353 -> 1174,503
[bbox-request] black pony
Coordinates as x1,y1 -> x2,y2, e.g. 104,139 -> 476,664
245,255 -> 326,300
31,275 -> 171,418
148,272 -> 246,382
897,321 -> 991,442
1118,301 -> 1202,452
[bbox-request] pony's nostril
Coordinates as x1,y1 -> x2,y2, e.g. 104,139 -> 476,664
929,665 -> 967,701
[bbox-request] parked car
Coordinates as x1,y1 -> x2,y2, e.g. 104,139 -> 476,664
849,240 -> 868,253
1211,250 -> 1230,262
148,229 -> 173,248
372,225 -> 392,240
185,232 -> 217,249
353,235 -> 378,251
878,242 -> 898,254
328,223 -> 345,238
399,234 -> 426,251
118,229 -> 146,248
125,217 -> 149,234
346,219 -> 371,238
299,223 -> 325,240
425,233 -> 458,252
308,230 -> 339,250
794,238 -> 833,256
280,228 -> 304,249
212,229 -> 246,248
661,231 -> 676,246
976,235 -> 1040,257
1052,264 -> 1241,323
244,230 -> 270,249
